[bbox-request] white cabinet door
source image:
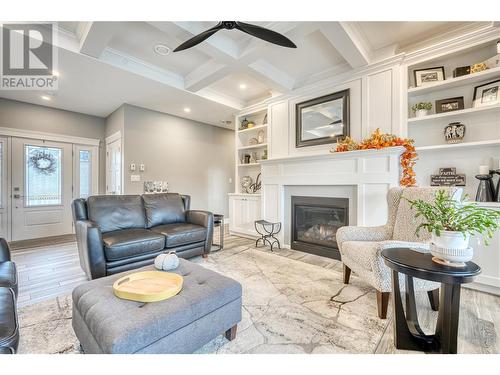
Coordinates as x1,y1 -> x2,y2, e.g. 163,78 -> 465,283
229,195 -> 261,237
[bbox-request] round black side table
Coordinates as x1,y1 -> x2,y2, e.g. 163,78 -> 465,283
212,214 -> 224,251
381,248 -> 481,354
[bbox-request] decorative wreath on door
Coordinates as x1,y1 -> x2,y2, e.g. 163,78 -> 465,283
29,150 -> 57,175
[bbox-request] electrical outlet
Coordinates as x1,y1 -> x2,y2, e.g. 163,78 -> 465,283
130,174 -> 140,182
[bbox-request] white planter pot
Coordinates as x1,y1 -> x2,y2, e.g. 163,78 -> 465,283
415,109 -> 429,118
430,231 -> 473,264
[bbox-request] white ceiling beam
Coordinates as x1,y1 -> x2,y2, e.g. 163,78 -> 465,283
79,22 -> 119,58
247,59 -> 294,93
184,60 -> 233,92
320,22 -> 372,68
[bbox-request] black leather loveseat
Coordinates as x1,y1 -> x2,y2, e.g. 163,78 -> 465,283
0,238 -> 19,354
72,193 -> 213,280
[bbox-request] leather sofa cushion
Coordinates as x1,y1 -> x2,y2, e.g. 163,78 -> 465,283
151,223 -> 207,248
102,229 -> 165,261
87,195 -> 147,233
0,287 -> 18,352
0,262 -> 17,296
142,193 -> 186,228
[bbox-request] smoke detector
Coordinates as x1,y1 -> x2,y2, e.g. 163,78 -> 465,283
153,44 -> 171,56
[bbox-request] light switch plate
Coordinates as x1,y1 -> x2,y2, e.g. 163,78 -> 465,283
130,174 -> 140,182
139,164 -> 145,172
130,163 -> 136,171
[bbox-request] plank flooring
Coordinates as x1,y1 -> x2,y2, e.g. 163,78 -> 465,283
10,230 -> 500,353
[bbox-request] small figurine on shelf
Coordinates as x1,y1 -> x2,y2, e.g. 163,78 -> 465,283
239,117 -> 249,130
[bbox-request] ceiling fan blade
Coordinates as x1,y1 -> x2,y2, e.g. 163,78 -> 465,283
235,22 -> 297,48
173,23 -> 224,52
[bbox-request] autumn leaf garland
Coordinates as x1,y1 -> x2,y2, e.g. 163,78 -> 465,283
331,128 -> 417,187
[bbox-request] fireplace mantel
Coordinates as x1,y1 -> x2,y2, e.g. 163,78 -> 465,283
260,147 -> 405,248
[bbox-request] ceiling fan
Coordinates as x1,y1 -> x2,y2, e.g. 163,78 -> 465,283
173,21 -> 297,52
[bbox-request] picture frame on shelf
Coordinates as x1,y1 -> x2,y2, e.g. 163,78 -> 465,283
435,97 -> 464,113
473,79 -> 500,108
295,89 -> 350,148
413,66 -> 445,87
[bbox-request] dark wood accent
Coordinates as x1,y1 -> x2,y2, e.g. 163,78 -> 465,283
382,248 -> 481,354
427,289 -> 440,311
202,254 -> 208,259
376,291 -> 390,319
343,264 -> 351,284
225,325 -> 237,341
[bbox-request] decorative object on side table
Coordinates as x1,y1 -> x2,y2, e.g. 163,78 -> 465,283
407,189 -> 500,266
413,66 -> 445,87
436,97 -> 464,113
473,79 -> 500,108
296,89 -> 350,148
382,247 -> 481,354
154,251 -> 180,271
144,181 -> 169,193
444,122 -> 466,143
254,220 -> 282,251
430,167 -> 466,186
332,128 -> 417,187
411,102 -> 432,117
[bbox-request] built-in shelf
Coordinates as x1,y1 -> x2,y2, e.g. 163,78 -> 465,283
237,124 -> 267,134
408,103 -> 500,124
408,66 -> 500,97
417,139 -> 500,151
237,163 -> 261,167
238,143 -> 268,151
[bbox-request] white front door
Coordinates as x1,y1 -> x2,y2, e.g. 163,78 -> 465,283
0,137 -> 8,239
106,139 -> 122,195
11,138 -> 73,241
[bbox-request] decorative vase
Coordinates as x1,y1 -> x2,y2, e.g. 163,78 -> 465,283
475,174 -> 495,202
493,170 -> 500,202
154,251 -> 180,271
415,109 -> 429,118
430,232 -> 472,266
444,122 -> 465,144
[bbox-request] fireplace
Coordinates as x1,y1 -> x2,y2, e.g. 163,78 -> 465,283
291,196 -> 349,260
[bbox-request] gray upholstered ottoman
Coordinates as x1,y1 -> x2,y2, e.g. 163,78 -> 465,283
72,259 -> 242,354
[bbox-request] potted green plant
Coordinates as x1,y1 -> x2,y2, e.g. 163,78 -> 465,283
407,190 -> 500,266
411,102 -> 432,118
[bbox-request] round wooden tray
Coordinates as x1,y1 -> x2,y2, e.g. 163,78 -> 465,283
113,271 -> 183,303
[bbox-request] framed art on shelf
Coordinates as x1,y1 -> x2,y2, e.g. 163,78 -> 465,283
473,79 -> 500,108
295,89 -> 350,148
413,66 -> 445,87
435,97 -> 464,113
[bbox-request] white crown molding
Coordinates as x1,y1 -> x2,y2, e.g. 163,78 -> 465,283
0,126 -> 100,146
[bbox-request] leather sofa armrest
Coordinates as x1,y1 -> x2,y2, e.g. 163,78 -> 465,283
75,220 -> 106,280
0,238 -> 11,262
186,210 -> 214,254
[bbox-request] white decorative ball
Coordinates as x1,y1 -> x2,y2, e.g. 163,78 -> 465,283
154,251 -> 180,271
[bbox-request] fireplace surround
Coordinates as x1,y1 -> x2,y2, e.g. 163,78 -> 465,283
291,196 -> 349,259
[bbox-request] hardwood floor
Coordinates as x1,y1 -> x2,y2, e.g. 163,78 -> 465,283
10,232 -> 500,353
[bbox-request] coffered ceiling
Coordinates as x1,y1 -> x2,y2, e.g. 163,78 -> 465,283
0,21 -> 493,127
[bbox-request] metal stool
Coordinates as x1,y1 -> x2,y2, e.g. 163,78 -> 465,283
254,220 -> 281,251
212,214 -> 224,251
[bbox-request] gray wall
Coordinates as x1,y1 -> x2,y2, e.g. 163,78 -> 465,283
0,98 -> 107,193
122,104 -> 235,216
106,106 -> 125,137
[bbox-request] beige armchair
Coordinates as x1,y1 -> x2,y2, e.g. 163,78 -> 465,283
336,187 -> 460,319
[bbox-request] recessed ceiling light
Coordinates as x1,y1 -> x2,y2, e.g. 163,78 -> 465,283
184,107 -> 191,113
41,95 -> 51,101
154,44 -> 171,56
239,83 -> 247,90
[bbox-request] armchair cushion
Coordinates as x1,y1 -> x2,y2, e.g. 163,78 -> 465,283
102,229 -> 165,261
151,223 -> 207,248
142,193 -> 186,228
0,238 -> 11,262
0,287 -> 18,352
0,262 -> 17,296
